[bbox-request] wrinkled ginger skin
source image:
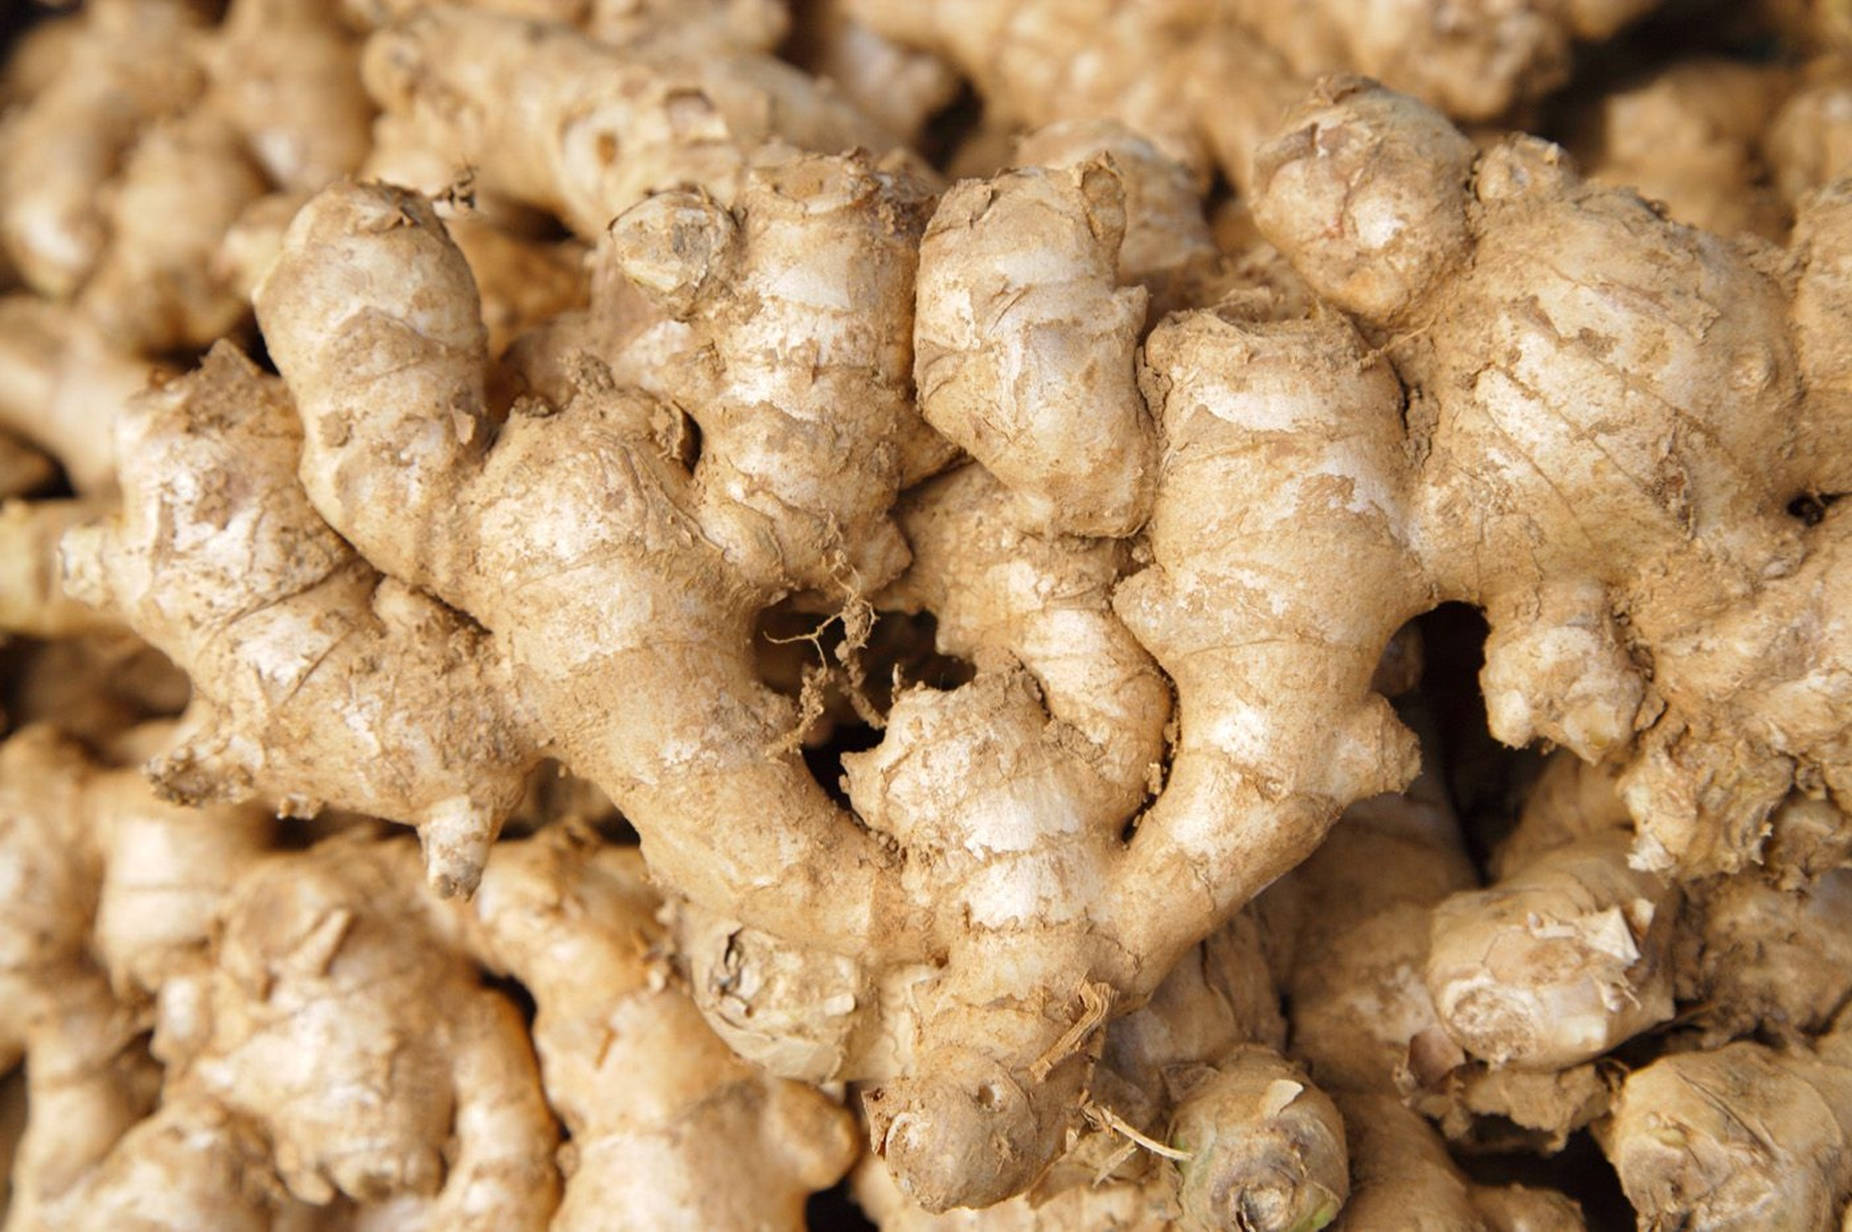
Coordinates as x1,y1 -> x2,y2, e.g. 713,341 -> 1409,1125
878,463 -> 1171,824
1170,1048 -> 1349,1232
77,113 -> 269,354
461,835 -> 858,1231
606,155 -> 938,596
157,840 -> 560,1228
1267,778 -> 1478,1097
1227,0 -> 1662,123
1329,1094 -> 1484,1231
1010,120 -> 1225,316
0,298 -> 162,496
1421,753 -> 1676,1071
1604,1021 -> 1852,1232
0,0 -> 206,298
360,7 -> 895,238
61,346 -> 544,895
1250,78 -> 1852,877
250,178 -> 907,937
913,160 -> 1155,537
230,175 -> 1451,1214
1111,305 -> 1428,958
1426,831 -> 1677,1069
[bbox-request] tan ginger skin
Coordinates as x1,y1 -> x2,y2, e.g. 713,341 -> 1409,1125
836,0 -> 1666,198
359,6 -> 899,239
0,0 -> 371,349
0,724 -> 279,1230
1424,758 -> 1680,1072
1572,58 -> 1796,242
1604,1006 -> 1852,1232
40,49 -> 1852,1223
75,160 -> 1422,1211
456,830 -> 858,1231
1,715 -> 847,1229
1247,77 -> 1852,881
850,909 -> 1347,1232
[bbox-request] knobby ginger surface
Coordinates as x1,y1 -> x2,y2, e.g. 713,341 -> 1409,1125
1,3 -> 1851,1230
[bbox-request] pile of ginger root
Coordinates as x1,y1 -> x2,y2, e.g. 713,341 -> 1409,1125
12,0 -> 1852,1227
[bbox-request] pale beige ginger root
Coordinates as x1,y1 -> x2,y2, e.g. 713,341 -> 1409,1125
64,1102 -> 334,1232
853,1058 -> 1346,1232
837,298 -> 1424,1205
446,217 -> 590,360
211,190 -> 590,362
0,725 -> 179,1231
872,462 -> 1171,828
834,0 -> 1308,192
912,113 -> 1263,536
846,912 -> 1347,1232
912,158 -> 1152,537
0,723 -> 324,1232
127,158 -> 1449,1214
1249,77 -> 1852,879
1602,1006 -> 1852,1231
0,298 -> 165,495
209,173 -> 911,923
74,112 -> 270,354
61,345 -> 545,895
0,501 -> 128,639
212,190 -> 315,304
114,836 -> 560,1229
1264,773 -> 1478,1098
1325,1094 -> 1490,1232
1571,57 -> 1794,240
1165,1049 -> 1349,1232
456,829 -> 858,1231
1679,861 -> 1852,1045
601,154 -> 937,594
851,1154 -> 1176,1231
1466,1183 -> 1586,1232
0,0 -> 365,355
1509,755 -> 1852,1048
3,972 -> 163,1232
1256,752 -> 1625,1154
0,0 -> 207,298
359,6 -> 897,239
1766,57 -> 1852,209
787,0 -> 963,145
1009,120 -> 1229,317
200,0 -> 373,194
1226,0 -> 1663,124
1425,757 -> 1680,1071
835,273 -> 1424,1209
338,0 -> 791,54
0,721 -> 275,1017
1260,766 -> 1609,1153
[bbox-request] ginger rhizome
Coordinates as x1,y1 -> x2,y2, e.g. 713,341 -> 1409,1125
69,67 -> 1852,1217
1246,77 -> 1852,881
76,158 -> 1428,1210
14,0 -> 1852,1223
